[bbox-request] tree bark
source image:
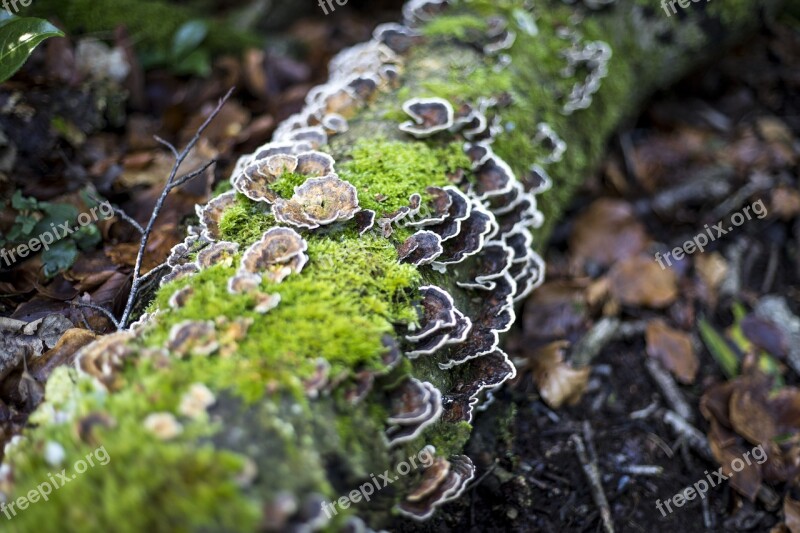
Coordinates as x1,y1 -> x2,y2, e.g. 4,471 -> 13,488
1,0 -> 788,531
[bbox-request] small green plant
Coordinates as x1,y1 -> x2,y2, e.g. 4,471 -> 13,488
0,12 -> 64,82
0,190 -> 103,277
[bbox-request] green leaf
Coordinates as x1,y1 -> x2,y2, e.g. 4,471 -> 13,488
34,202 -> 78,237
173,48 -> 211,77
698,317 -> 740,378
10,190 -> 38,211
41,239 -> 78,278
0,16 -> 64,82
72,224 -> 101,251
12,213 -> 37,237
172,20 -> 208,60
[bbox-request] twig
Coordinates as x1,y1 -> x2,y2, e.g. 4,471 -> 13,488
570,422 -> 614,533
70,301 -> 121,330
137,263 -> 172,285
570,317 -> 620,367
168,159 -> 218,191
761,244 -> 779,293
87,192 -> 144,235
645,359 -> 693,422
119,87 -> 235,329
659,409 -> 712,461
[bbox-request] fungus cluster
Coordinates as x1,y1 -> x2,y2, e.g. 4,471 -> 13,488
558,26 -> 613,114
397,452 -> 475,520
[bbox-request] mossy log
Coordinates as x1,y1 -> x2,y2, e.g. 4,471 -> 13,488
1,0 -> 787,531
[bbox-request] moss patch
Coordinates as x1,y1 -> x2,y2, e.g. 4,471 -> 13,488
337,138 -> 469,213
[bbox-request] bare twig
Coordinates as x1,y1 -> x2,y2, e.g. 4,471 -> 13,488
570,422 -> 614,533
87,192 -> 144,235
119,87 -> 235,329
70,301 -> 121,330
645,359 -> 693,422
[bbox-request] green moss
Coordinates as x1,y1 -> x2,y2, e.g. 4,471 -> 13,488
5,369 -> 261,533
270,172 -> 310,199
422,14 -> 489,39
337,138 -> 469,213
146,229 -> 420,402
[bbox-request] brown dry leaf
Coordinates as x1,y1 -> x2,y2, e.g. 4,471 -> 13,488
646,319 -> 698,384
608,255 -> 678,308
772,186 -> 800,221
522,281 -> 589,344
784,495 -> 800,533
569,199 -> 650,271
528,341 -> 590,409
30,328 -> 96,382
708,420 -> 763,502
696,252 -> 728,292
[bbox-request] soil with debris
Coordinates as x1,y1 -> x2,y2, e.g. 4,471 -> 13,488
1,2 -> 800,532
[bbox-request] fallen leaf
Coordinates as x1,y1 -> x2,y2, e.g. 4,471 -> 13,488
772,187 -> 800,220
30,328 -> 96,382
696,252 -> 728,292
608,255 -> 677,308
784,495 -> 800,533
569,199 -> 650,271
528,341 -> 590,409
646,319 -> 698,384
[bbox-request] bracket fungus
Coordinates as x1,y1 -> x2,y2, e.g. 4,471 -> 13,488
397,230 -> 444,266
196,241 -> 239,269
166,320 -> 219,358
74,331 -> 135,391
399,97 -> 455,138
239,227 -> 309,283
273,175 -> 360,230
385,378 -> 443,446
396,454 -> 475,520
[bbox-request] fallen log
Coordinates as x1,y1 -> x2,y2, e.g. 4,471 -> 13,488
1,0 -> 786,530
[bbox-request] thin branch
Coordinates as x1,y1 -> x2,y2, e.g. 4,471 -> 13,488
168,159 -> 218,191
119,87 -> 235,329
137,263 -> 171,285
87,192 -> 144,235
153,135 -> 180,159
70,301 -> 121,330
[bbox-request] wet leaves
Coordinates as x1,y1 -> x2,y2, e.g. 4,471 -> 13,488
525,341 -> 589,409
646,319 -> 698,384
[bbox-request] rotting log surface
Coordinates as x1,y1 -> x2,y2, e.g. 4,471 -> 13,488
1,0 -> 787,531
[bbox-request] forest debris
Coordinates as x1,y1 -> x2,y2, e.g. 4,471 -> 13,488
645,319 -> 698,384
783,495 -> 800,533
528,341 -> 590,409
570,423 -> 614,533
569,199 -> 650,270
754,296 -> 800,377
570,317 -> 619,367
646,359 -> 694,421
608,255 -> 677,308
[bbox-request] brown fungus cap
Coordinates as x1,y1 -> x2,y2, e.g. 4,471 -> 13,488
197,190 -> 237,241
196,241 -> 239,269
75,331 -> 135,391
396,454 -> 475,520
397,230 -> 443,266
273,175 -> 360,230
240,227 -> 308,275
399,97 -> 455,138
385,380 -> 443,446
166,320 -> 219,358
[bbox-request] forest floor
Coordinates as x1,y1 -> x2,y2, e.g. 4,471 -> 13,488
0,2 -> 799,532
